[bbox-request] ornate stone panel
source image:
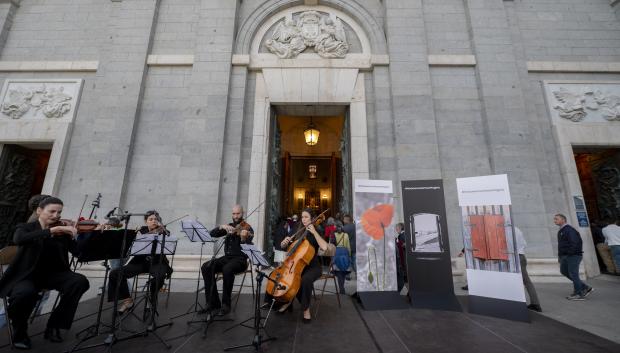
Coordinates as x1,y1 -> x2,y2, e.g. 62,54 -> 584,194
544,82 -> 620,123
0,79 -> 83,121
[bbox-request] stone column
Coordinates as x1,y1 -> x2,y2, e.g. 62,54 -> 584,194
0,0 -> 19,54
183,0 -> 239,225
58,0 -> 161,216
383,0 -> 443,182
463,0 -> 597,273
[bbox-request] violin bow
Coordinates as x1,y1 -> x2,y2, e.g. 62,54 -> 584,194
164,214 -> 190,227
290,208 -> 330,241
244,199 -> 266,221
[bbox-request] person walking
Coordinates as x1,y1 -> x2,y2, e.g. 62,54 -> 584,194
602,218 -> 620,274
554,214 -> 593,300
514,227 -> 542,312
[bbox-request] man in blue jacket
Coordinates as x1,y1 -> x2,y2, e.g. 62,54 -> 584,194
554,214 -> 593,300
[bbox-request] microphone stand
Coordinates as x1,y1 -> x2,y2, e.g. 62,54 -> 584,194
224,259 -> 279,352
186,235 -> 232,338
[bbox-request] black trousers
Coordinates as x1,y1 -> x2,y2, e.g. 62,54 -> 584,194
296,262 -> 322,311
108,258 -> 170,303
201,256 -> 247,308
8,271 -> 89,335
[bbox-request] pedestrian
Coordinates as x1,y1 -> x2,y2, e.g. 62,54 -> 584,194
554,214 -> 593,300
514,227 -> 542,312
602,218 -> 620,274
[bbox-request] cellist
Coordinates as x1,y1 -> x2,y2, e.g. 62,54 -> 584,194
275,208 -> 329,323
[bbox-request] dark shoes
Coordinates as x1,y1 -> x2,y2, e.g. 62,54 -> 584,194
527,304 -> 542,312
44,327 -> 64,343
302,317 -> 312,324
582,286 -> 594,298
217,304 -> 231,316
566,293 -> 585,301
12,332 -> 31,350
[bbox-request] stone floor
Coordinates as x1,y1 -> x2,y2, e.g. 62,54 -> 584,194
1,271 -> 618,352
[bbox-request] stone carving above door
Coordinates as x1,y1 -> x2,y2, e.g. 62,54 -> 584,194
0,79 -> 83,121
265,11 -> 349,59
545,83 -> 620,123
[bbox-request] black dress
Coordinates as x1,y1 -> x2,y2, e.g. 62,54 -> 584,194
296,231 -> 322,311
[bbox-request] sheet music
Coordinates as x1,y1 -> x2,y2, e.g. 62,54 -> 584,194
241,244 -> 270,267
130,234 -> 178,256
181,220 -> 212,242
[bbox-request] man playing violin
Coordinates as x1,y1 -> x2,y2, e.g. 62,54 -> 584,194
201,205 -> 253,316
0,197 -> 90,349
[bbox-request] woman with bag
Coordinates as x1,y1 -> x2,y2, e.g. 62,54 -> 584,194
332,221 -> 351,294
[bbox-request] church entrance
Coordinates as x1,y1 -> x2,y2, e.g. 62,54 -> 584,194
0,144 -> 51,246
264,107 -> 352,256
573,147 -> 620,273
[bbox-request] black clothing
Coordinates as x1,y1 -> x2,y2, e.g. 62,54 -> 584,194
0,221 -> 89,335
558,224 -> 583,256
0,221 -> 77,298
209,221 -> 254,257
201,256 -> 247,308
273,223 -> 289,251
107,226 -> 173,302
201,220 -> 253,309
9,271 -> 89,332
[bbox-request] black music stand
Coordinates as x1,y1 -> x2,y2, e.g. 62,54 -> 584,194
127,232 -> 177,325
171,220 -> 211,319
224,244 -> 277,352
185,229 -> 232,339
65,229 -> 138,353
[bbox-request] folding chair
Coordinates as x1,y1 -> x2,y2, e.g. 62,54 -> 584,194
312,256 -> 341,318
0,246 -> 17,346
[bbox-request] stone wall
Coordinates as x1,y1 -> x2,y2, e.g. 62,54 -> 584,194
0,0 -> 618,269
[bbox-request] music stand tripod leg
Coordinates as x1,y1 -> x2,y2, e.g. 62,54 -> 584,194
224,251 -> 277,352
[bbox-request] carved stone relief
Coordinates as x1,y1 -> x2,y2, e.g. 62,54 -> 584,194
265,11 -> 349,59
546,83 -> 620,123
0,79 -> 83,121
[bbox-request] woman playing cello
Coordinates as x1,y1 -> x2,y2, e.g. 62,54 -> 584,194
272,208 -> 329,323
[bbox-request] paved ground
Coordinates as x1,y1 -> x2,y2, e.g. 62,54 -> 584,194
5,270 -> 619,352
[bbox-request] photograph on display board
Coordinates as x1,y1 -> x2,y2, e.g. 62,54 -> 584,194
409,213 -> 445,253
355,191 -> 397,292
460,204 -> 520,273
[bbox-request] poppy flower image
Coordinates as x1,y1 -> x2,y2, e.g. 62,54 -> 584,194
360,204 -> 394,240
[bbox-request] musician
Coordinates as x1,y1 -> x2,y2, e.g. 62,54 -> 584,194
107,210 -> 173,313
201,205 -> 253,316
277,208 -> 329,323
0,197 -> 90,349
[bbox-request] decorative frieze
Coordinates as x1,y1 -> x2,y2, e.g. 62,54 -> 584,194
265,11 -> 349,59
545,82 -> 620,123
0,79 -> 83,121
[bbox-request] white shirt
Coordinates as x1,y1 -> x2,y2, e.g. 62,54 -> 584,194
514,227 -> 526,255
602,224 -> 620,246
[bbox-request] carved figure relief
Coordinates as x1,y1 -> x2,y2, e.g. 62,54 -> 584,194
265,11 -> 349,59
594,165 -> 620,220
550,85 -> 620,123
1,84 -> 73,119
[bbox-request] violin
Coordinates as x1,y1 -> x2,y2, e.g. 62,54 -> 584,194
228,220 -> 252,237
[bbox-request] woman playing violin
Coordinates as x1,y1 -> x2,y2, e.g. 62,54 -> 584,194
276,208 -> 329,323
107,210 -> 173,313
201,204 -> 254,316
0,197 -> 90,348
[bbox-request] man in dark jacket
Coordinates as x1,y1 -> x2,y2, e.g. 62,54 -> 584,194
554,214 -> 593,300
201,205 -> 253,316
0,197 -> 89,349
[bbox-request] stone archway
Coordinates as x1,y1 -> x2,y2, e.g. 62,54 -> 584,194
238,5 -> 387,249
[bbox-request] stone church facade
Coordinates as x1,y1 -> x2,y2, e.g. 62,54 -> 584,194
1,0 -> 620,279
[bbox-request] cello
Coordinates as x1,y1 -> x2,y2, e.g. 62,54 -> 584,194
266,209 -> 329,303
